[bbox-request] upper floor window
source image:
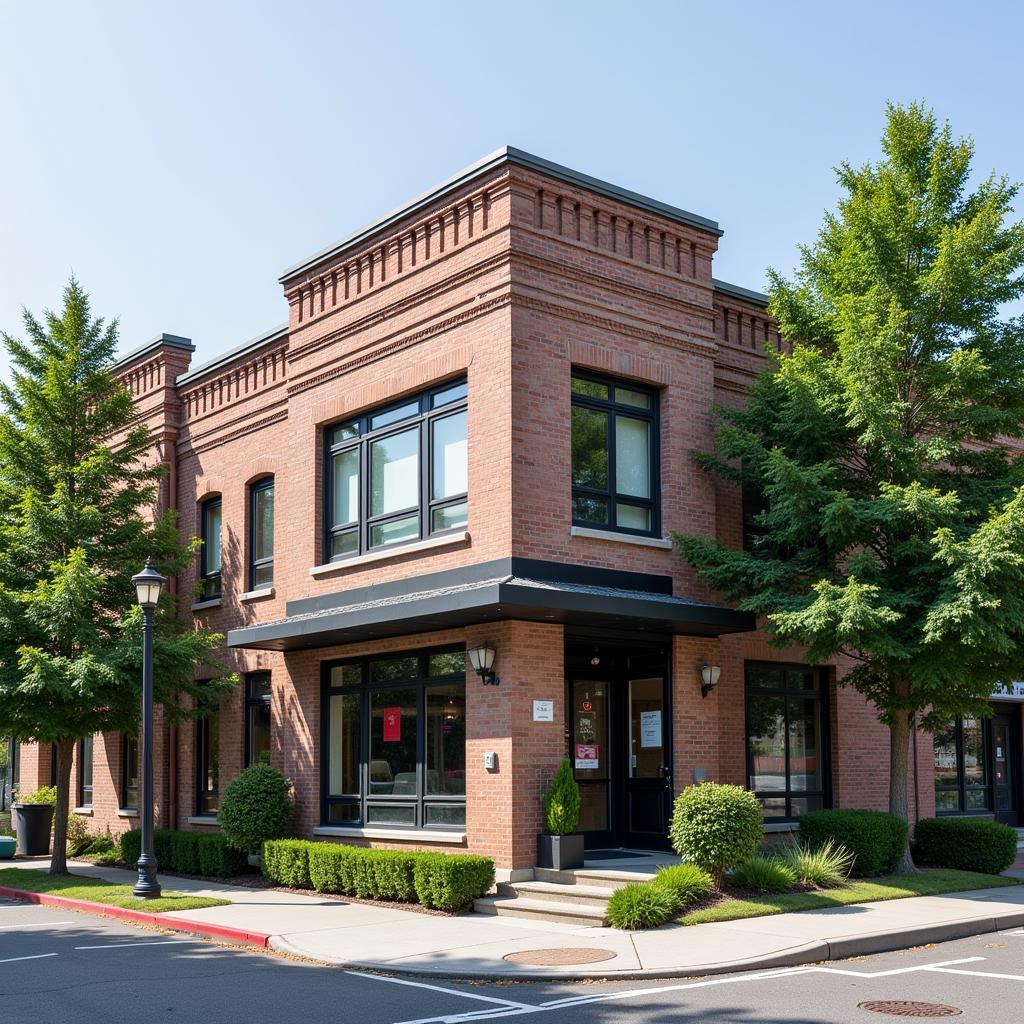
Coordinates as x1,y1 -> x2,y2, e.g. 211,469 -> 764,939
571,373 -> 658,536
324,379 -> 467,561
78,735 -> 93,808
245,673 -> 272,766
200,497 -> 222,600
934,716 -> 990,813
249,478 -> 274,590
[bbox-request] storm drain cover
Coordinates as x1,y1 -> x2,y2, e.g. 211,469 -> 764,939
503,947 -> 618,966
858,1001 -> 962,1018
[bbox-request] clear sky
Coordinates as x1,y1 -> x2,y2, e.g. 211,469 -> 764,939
1,1 -> 1022,377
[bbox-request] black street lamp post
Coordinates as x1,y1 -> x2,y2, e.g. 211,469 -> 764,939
131,559 -> 166,900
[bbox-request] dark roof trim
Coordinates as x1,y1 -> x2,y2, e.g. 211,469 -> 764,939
713,278 -> 770,308
227,557 -> 753,652
111,333 -> 194,373
175,324 -> 288,388
279,146 -> 723,284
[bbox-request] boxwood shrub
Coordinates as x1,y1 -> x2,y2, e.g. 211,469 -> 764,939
218,763 -> 293,854
669,783 -> 763,885
799,809 -> 908,877
262,839 -> 319,889
412,853 -> 495,911
913,817 -> 1018,875
119,828 -> 248,877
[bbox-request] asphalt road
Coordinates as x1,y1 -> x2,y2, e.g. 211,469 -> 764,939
2,897 -> 1024,1023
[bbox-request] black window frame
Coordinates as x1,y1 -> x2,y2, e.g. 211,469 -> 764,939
744,661 -> 831,822
195,706 -> 220,818
320,645 -> 467,831
570,370 -> 660,537
121,734 -> 138,811
248,477 -> 275,591
934,716 -> 992,815
78,735 -> 93,808
323,378 -> 468,563
199,496 -> 223,600
245,672 -> 272,767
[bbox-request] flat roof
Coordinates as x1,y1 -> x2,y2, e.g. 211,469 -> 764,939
712,277 -> 769,308
279,146 -> 724,284
111,333 -> 194,373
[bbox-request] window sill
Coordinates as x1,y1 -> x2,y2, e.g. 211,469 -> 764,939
569,526 -> 673,549
310,531 -> 470,577
116,808 -> 138,818
763,821 -> 800,833
72,806 -> 93,816
187,815 -> 221,827
313,826 -> 466,844
239,587 -> 274,602
191,597 -> 222,611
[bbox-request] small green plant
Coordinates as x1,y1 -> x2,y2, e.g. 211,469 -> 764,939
18,786 -> 56,805
543,757 -> 580,835
782,840 -> 854,888
218,762 -> 293,853
729,855 -> 797,893
799,809 -> 907,877
606,882 -> 677,929
913,817 -> 1018,875
652,862 -> 714,911
80,833 -> 117,857
669,782 -> 763,886
65,814 -> 92,856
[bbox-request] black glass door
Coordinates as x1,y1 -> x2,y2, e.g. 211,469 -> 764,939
993,713 -> 1020,826
622,669 -> 671,848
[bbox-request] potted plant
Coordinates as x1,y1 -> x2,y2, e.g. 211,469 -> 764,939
12,785 -> 56,857
537,757 -> 584,870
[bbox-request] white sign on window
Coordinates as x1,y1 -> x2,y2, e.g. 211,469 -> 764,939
532,699 -> 554,722
640,710 -> 662,748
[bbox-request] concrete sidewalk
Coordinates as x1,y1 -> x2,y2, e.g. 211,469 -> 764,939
6,859 -> 1024,979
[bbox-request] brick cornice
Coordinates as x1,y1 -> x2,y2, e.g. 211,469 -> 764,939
177,405 -> 289,458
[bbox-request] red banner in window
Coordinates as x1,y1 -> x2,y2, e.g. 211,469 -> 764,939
383,706 -> 401,742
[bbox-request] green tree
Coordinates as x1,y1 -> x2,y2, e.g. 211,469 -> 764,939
677,103 -> 1024,872
0,279 -> 235,874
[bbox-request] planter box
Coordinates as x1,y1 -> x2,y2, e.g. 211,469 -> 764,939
0,836 -> 15,859
12,803 -> 53,857
536,832 -> 585,870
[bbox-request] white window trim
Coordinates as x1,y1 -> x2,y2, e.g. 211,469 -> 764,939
239,587 -> 274,602
72,806 -> 93,816
116,808 -> 138,818
569,525 -> 673,549
312,826 -> 466,844
191,597 -> 222,611
186,815 -> 221,827
310,531 -> 469,577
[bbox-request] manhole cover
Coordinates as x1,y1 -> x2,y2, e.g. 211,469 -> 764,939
503,947 -> 618,966
859,1001 -> 962,1018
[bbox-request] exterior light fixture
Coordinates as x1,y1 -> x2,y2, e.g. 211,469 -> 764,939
700,664 -> 721,699
468,644 -> 499,686
132,558 -> 166,610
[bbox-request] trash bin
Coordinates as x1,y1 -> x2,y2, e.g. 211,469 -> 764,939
12,803 -> 53,856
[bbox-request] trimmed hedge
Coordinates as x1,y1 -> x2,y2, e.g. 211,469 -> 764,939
120,829 -> 249,878
913,817 -> 1018,875
264,839 -> 494,912
799,809 -> 908,877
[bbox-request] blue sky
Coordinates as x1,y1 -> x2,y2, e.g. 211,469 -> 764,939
1,1 -> 1022,377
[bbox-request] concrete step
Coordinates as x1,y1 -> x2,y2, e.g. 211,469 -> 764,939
473,894 -> 608,927
496,880 -> 614,908
533,867 -> 653,888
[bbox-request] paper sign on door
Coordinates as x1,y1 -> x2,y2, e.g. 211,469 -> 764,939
383,707 -> 401,742
640,710 -> 662,748
575,743 -> 599,770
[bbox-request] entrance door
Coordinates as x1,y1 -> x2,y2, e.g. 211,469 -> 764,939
992,713 -> 1020,826
623,674 -> 671,848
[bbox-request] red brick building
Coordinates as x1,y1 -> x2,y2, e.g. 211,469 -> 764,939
14,148 -> 1021,872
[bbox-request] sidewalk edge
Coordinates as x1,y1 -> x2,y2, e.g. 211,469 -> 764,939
0,884 -> 271,948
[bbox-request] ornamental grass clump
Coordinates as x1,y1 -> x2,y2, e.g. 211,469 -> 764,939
669,782 -> 763,887
782,839 -> 854,888
729,855 -> 797,894
606,881 -> 678,930
651,863 -> 714,911
543,757 -> 580,835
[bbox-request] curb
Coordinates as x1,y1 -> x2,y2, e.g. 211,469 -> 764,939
0,885 -> 271,948
271,908 -> 1024,981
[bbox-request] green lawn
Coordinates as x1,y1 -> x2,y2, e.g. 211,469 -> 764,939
680,869 -> 1023,926
0,868 -> 229,914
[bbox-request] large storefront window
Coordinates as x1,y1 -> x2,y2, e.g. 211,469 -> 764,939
934,716 -> 991,813
745,663 -> 829,820
321,647 -> 466,829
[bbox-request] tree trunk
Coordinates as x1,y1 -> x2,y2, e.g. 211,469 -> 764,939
49,738 -> 75,876
889,710 -> 918,874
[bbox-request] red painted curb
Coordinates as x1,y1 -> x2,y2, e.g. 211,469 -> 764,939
0,884 -> 271,948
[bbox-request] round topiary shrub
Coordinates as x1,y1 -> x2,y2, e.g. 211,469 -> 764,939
218,762 -> 293,854
669,782 -> 763,886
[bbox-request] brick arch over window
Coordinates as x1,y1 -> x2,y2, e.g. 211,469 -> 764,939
243,459 -> 279,487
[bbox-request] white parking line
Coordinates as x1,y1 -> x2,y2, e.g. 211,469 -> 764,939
376,957 -> 995,1024
74,940 -> 196,951
926,966 -> 1024,981
0,953 -> 60,965
346,971 -> 537,1012
0,921 -> 74,929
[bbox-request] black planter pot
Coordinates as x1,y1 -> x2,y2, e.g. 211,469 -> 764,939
536,832 -> 585,870
12,803 -> 53,857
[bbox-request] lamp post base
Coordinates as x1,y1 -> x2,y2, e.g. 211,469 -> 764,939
132,855 -> 162,900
